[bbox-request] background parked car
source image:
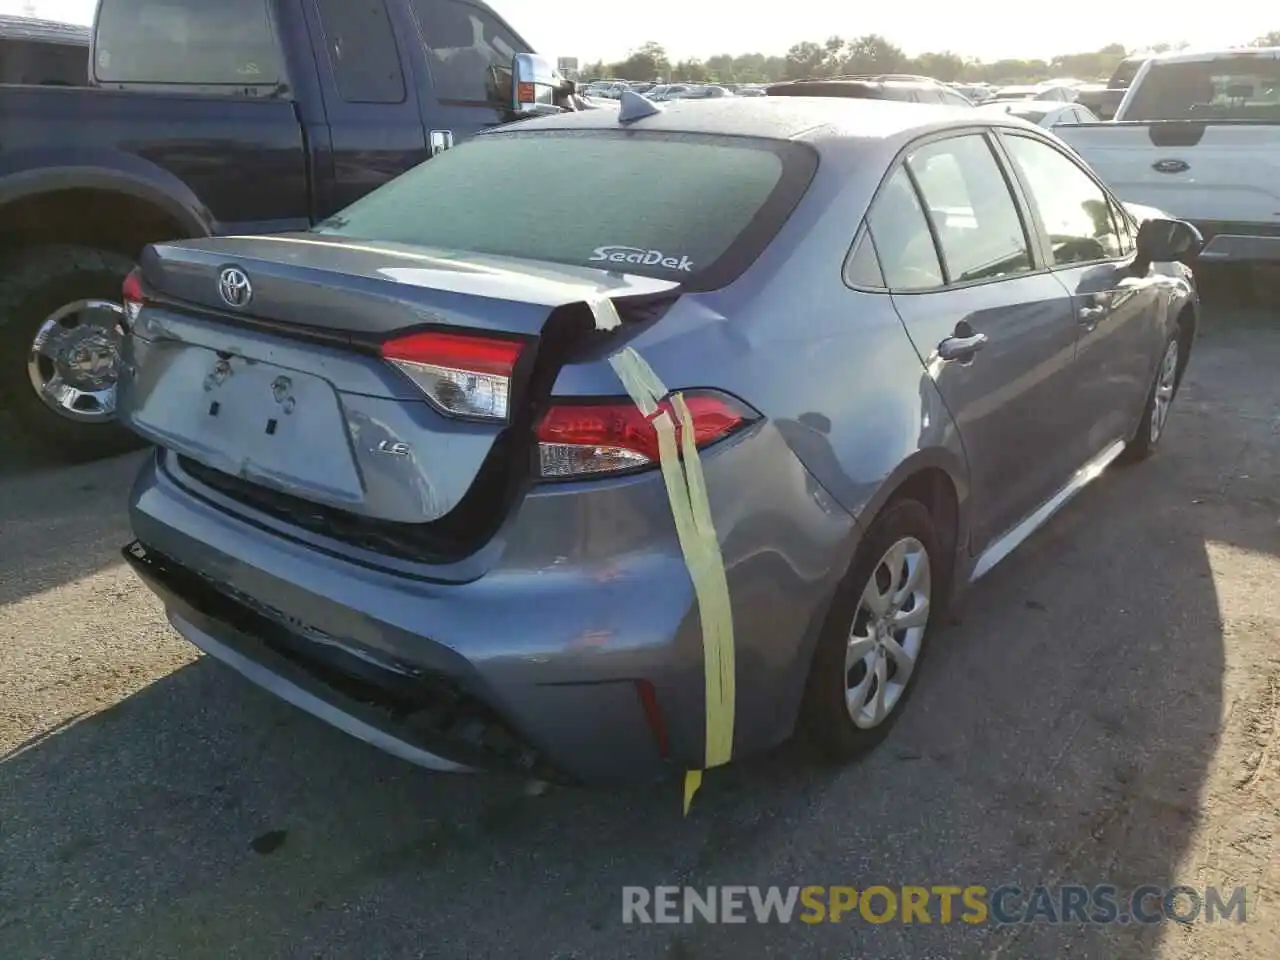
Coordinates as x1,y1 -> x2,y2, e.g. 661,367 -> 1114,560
976,99 -> 1099,128
679,84 -> 735,99
647,83 -> 694,101
0,0 -> 564,464
992,83 -> 1078,102
1074,54 -> 1150,119
766,74 -> 973,106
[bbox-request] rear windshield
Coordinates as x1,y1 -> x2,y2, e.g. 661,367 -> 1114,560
94,0 -> 282,86
315,130 -> 816,290
1124,57 -> 1280,121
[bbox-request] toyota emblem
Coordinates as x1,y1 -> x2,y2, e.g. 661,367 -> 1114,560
218,267 -> 252,308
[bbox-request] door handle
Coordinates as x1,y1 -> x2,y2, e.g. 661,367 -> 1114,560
937,331 -> 988,362
1078,304 -> 1107,324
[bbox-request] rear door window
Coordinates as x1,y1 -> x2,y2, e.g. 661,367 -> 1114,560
906,134 -> 1034,283
314,0 -> 406,104
843,230 -> 886,289
865,167 -> 945,291
316,130 -> 815,290
94,0 -> 281,86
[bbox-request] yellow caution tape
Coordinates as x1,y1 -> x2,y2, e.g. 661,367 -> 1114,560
585,294 -> 735,815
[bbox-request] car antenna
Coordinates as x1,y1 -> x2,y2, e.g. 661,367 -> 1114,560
618,90 -> 662,123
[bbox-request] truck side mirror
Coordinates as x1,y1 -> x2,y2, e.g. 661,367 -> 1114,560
508,53 -> 572,118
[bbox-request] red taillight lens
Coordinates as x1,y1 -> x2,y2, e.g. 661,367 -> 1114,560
535,390 -> 755,479
121,267 -> 144,326
380,330 -> 525,421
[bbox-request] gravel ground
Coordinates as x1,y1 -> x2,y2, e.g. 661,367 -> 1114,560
1,305 -> 1277,960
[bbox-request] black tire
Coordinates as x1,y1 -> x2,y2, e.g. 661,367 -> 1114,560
1121,327 -> 1185,464
801,498 -> 942,763
0,244 -> 146,464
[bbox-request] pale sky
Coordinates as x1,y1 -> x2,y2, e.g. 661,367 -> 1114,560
3,0 -> 1275,64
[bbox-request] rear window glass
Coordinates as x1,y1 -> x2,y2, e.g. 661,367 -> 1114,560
315,131 -> 815,289
94,0 -> 281,86
1124,57 -> 1280,121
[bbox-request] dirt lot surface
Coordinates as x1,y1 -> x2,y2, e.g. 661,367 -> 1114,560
1,306 -> 1277,959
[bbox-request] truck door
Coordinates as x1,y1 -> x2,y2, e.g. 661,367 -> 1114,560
397,0 -> 533,145
304,0 -> 430,217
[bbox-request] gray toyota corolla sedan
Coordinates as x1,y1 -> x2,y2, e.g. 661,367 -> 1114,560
117,97 -> 1202,786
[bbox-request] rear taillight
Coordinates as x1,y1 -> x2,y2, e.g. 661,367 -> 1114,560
122,267 -> 144,327
535,390 -> 756,479
380,330 -> 525,421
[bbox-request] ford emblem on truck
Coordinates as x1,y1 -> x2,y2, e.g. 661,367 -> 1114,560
218,267 -> 253,307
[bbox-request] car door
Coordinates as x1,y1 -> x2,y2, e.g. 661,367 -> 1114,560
307,0 -> 430,217
403,0 -> 532,143
868,131 -> 1082,556
998,132 -> 1165,465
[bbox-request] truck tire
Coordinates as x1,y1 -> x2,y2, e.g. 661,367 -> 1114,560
0,244 -> 145,463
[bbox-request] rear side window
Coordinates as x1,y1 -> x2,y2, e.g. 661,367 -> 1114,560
906,135 -> 1033,283
843,230 -> 886,289
316,131 -> 815,290
315,0 -> 406,104
865,167 -> 944,291
408,0 -> 527,103
94,0 -> 281,86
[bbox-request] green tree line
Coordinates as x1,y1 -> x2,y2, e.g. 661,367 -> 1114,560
582,31 -> 1280,85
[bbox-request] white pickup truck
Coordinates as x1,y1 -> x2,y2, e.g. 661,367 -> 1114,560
1055,48 -> 1280,272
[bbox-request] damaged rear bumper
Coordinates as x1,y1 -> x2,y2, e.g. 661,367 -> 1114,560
124,412 -> 856,785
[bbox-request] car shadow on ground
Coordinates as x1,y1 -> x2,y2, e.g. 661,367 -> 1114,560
0,312 -> 1273,959
0,441 -> 149,607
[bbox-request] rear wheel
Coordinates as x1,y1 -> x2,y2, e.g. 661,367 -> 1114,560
802,498 -> 941,762
0,244 -> 144,463
1122,331 -> 1183,463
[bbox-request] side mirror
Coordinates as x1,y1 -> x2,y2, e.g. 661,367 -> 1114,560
1135,217 -> 1203,268
509,53 -> 573,118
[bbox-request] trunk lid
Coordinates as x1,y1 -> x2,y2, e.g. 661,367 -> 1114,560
122,235 -> 679,543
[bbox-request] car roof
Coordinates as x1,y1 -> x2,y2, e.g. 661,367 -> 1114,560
497,96 -> 1029,148
1149,46 -> 1280,64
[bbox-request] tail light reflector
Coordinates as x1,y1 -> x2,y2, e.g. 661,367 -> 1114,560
121,267 -> 145,328
535,390 -> 756,479
380,330 -> 525,421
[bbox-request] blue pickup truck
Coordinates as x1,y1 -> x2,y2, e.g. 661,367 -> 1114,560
0,0 -> 572,462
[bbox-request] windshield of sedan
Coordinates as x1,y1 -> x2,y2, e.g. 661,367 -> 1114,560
315,130 -> 817,289
1124,57 -> 1280,120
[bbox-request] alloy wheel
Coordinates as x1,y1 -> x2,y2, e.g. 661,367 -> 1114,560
845,536 -> 932,729
1150,338 -> 1180,445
